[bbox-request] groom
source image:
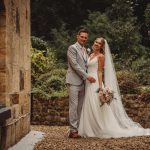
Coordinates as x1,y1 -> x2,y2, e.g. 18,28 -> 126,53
66,28 -> 95,138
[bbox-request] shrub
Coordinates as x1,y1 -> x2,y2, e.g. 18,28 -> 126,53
138,86 -> 150,94
131,56 -> 150,85
31,48 -> 56,84
31,36 -> 48,51
47,76 -> 64,91
31,46 -> 68,100
117,70 -> 140,94
32,67 -> 67,100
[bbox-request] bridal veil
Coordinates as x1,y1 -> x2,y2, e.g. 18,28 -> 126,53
104,40 -> 143,129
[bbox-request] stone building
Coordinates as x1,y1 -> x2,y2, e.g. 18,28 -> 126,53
0,0 -> 31,149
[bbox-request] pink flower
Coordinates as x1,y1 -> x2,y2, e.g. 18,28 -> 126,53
98,87 -> 114,107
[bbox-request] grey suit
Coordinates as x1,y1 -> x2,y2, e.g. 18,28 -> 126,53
66,42 -> 88,132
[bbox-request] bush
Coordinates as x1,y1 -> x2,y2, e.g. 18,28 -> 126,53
131,56 -> 150,85
32,72 -> 68,100
31,36 -> 48,51
31,48 -> 56,83
50,24 -> 74,63
138,86 -> 150,94
47,76 -> 64,91
31,46 -> 68,100
117,70 -> 140,94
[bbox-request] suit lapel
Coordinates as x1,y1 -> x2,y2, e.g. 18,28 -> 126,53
74,43 -> 87,63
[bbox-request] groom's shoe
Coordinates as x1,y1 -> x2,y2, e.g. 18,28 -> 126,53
68,131 -> 81,138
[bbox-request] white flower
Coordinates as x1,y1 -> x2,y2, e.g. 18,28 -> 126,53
86,48 -> 91,54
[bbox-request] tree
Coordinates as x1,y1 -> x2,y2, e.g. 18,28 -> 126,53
82,11 -> 111,47
140,3 -> 150,47
31,0 -> 113,40
105,0 -> 141,57
130,0 -> 150,23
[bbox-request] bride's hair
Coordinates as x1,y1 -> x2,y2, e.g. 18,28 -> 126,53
96,37 -> 105,54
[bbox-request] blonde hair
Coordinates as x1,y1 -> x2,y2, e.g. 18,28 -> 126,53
96,37 -> 105,54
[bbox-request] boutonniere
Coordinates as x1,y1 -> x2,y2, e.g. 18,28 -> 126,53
86,48 -> 91,55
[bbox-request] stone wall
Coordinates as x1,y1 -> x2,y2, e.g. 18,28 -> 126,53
0,0 -> 31,149
123,94 -> 150,128
31,97 -> 69,126
31,94 -> 150,128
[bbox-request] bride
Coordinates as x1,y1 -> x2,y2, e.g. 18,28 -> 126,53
78,37 -> 150,138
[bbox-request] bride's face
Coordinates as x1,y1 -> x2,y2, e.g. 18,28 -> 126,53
92,38 -> 103,51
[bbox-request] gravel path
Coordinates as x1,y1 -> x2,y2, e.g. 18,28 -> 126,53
32,125 -> 150,150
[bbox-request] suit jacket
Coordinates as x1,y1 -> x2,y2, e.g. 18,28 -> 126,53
66,42 -> 88,85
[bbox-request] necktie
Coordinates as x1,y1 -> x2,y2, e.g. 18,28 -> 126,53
81,47 -> 86,60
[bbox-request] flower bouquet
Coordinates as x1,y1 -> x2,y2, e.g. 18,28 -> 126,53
96,87 -> 114,107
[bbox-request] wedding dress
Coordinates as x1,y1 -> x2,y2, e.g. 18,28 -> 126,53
78,41 -> 150,138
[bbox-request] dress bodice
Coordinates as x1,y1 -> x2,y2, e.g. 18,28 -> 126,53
87,57 -> 98,74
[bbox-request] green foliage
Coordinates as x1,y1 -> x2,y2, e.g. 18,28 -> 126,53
82,4 -> 141,57
33,72 -> 68,100
105,0 -> 141,56
131,56 -> 150,85
31,46 -> 68,99
31,36 -> 48,51
82,11 -> 111,47
144,3 -> 150,23
31,0 -> 64,39
107,0 -> 135,21
138,86 -> 150,94
50,24 -> 74,63
117,70 -> 140,94
108,21 -> 140,57
31,48 -> 56,83
31,0 -> 113,39
47,76 -> 64,91
30,0 -> 150,96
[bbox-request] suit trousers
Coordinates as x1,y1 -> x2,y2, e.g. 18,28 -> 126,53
67,83 -> 85,132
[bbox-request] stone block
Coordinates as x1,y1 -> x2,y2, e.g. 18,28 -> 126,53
0,93 -> 6,105
11,104 -> 20,119
19,117 -> 24,138
0,53 -> 6,69
0,28 -> 6,49
10,92 -> 19,105
19,93 -> 30,114
12,65 -> 19,92
0,12 -> 6,27
0,48 -> 6,56
19,70 -> 24,91
11,123 -> 16,146
5,125 -> 12,149
15,119 -> 21,143
22,114 -> 30,135
22,102 -> 30,114
0,71 -> 6,80
0,83 -> 6,93
24,70 -> 31,92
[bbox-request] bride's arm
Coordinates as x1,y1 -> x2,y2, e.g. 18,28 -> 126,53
97,54 -> 105,89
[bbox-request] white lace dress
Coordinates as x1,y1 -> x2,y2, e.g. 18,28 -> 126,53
78,57 -> 150,138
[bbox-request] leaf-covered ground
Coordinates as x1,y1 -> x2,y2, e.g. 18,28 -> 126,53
33,125 -> 150,150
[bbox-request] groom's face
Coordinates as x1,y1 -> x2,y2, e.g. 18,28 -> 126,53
77,32 -> 88,46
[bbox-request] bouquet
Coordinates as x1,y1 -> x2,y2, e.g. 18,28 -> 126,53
96,87 -> 114,107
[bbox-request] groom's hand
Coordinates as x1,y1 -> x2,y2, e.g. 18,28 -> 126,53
87,76 -> 96,83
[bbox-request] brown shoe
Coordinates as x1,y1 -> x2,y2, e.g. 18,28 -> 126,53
68,131 -> 81,138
